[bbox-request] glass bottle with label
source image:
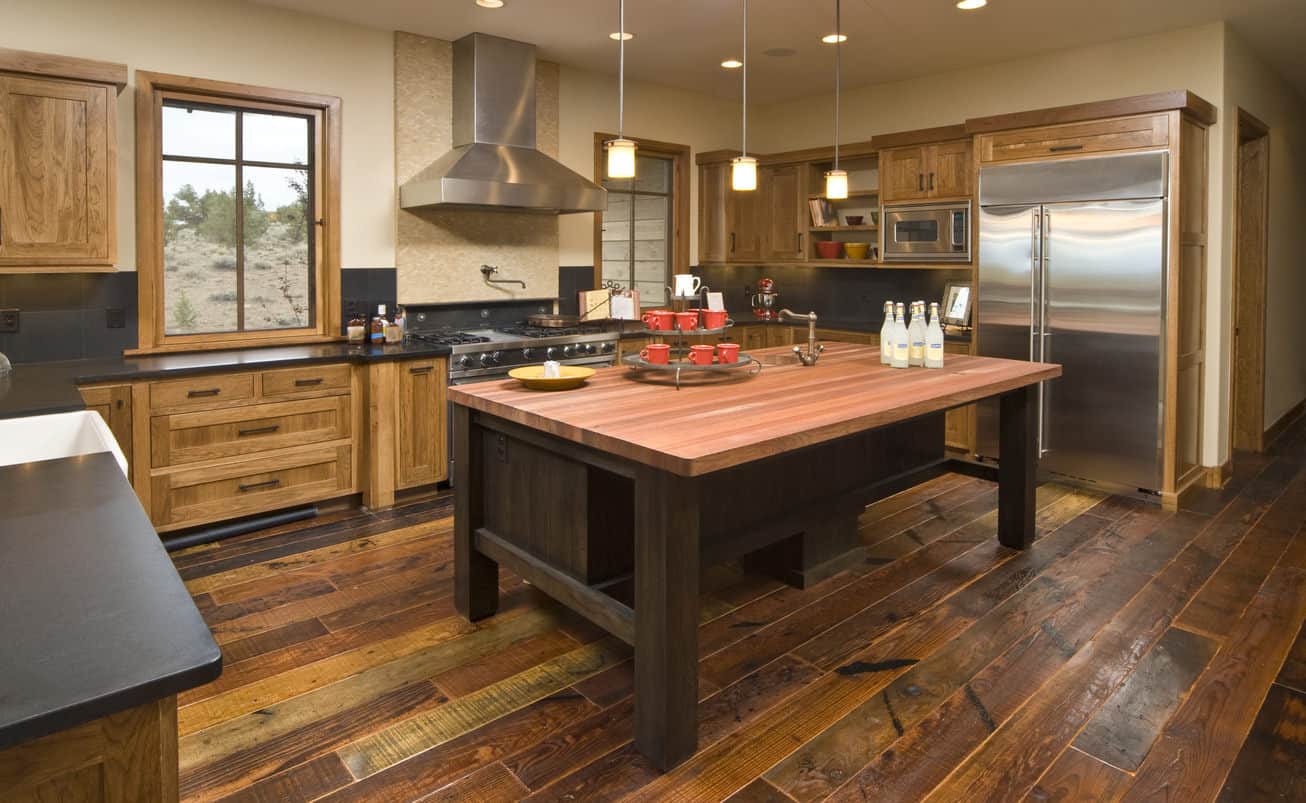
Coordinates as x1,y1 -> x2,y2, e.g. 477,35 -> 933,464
891,302 -> 910,369
879,301 -> 894,365
908,300 -> 926,366
371,304 -> 388,344
925,302 -> 945,368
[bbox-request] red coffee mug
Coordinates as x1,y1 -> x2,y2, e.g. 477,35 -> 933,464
640,343 -> 671,364
674,311 -> 700,331
716,342 -> 740,363
688,344 -> 715,365
641,309 -> 673,331
699,309 -> 729,329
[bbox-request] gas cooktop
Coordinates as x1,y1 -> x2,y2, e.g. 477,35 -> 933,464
405,329 -> 492,346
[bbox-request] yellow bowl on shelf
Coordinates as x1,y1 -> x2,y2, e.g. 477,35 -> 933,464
508,365 -> 597,390
843,242 -> 870,260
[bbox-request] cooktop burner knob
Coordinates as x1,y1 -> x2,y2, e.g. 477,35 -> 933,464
546,346 -> 563,360
563,345 -> 578,358
478,352 -> 496,367
522,347 -> 537,360
601,341 -> 616,353
457,355 -> 475,369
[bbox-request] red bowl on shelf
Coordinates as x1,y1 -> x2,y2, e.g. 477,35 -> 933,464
815,240 -> 844,259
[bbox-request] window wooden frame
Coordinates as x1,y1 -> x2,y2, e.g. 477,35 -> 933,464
133,71 -> 341,353
592,133 -> 690,298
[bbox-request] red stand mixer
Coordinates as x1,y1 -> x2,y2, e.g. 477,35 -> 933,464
750,278 -> 780,320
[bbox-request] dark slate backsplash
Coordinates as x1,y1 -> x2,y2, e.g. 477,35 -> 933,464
0,273 -> 138,364
341,268 -> 397,331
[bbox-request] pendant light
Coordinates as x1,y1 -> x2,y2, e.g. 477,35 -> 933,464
605,0 -> 637,179
731,0 -> 757,191
824,0 -> 848,199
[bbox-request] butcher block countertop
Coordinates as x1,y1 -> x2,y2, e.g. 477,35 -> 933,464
448,343 -> 1061,476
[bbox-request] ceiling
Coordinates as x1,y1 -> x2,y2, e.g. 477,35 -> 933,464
254,0 -> 1306,104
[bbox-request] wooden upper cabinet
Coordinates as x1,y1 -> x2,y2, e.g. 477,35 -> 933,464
880,146 -> 930,202
697,162 -> 729,263
880,140 -> 972,202
0,51 -> 125,272
726,178 -> 763,261
977,114 -> 1169,164
759,163 -> 805,261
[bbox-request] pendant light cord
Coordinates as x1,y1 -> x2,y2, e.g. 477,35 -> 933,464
618,0 -> 625,138
834,0 -> 841,172
742,0 -> 748,157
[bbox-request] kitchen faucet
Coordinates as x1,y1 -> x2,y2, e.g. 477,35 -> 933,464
481,264 -> 526,289
778,309 -> 823,366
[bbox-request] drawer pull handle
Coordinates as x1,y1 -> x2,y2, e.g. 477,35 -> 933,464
188,388 -> 221,398
238,424 -> 280,437
1049,144 -> 1084,152
409,366 -> 433,374
238,478 -> 281,492
294,378 -> 324,387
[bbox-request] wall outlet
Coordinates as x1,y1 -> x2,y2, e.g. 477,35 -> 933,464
0,308 -> 18,334
105,308 -> 126,329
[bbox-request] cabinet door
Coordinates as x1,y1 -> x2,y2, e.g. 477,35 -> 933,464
727,181 -> 764,261
0,75 -> 113,266
698,163 -> 729,263
943,343 -> 973,452
397,358 -> 448,489
879,146 -> 928,202
760,164 -> 805,261
80,384 -> 132,480
738,325 -> 767,352
765,325 -> 793,348
927,140 -> 972,199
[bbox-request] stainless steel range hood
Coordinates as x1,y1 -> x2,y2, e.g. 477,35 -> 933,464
400,33 -> 606,215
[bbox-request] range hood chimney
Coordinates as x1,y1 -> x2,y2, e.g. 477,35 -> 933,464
400,33 -> 606,214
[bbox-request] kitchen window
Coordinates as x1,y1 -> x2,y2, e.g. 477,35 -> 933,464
594,135 -> 690,308
135,72 -> 341,352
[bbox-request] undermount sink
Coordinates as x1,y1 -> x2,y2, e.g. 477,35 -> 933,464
0,410 -> 128,477
760,352 -> 804,366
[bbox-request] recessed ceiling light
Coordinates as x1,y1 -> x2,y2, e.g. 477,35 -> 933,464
475,0 -> 503,7
821,33 -> 848,44
609,31 -> 634,41
956,0 -> 987,8
721,58 -> 743,69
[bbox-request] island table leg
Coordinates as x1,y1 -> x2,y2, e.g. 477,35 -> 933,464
998,385 -> 1038,549
453,405 -> 498,620
634,467 -> 700,771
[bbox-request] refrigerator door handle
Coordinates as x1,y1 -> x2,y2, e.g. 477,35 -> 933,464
1029,210 -> 1041,361
1038,211 -> 1052,456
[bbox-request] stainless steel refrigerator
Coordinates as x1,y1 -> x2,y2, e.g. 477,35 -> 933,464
975,151 -> 1167,493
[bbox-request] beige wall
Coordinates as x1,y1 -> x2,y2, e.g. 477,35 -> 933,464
753,23 -> 1235,467
1221,28 -> 1306,433
556,64 -> 742,268
0,0 -> 395,271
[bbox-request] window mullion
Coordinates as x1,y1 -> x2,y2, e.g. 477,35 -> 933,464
235,110 -> 245,332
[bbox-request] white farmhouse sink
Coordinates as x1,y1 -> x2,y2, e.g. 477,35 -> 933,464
0,411 -> 129,478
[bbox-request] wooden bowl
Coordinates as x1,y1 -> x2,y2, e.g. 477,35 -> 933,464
508,365 -> 596,390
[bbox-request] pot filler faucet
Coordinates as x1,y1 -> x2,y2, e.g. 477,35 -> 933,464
779,309 -> 823,366
481,264 -> 526,289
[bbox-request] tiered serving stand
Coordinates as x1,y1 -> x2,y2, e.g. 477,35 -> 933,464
620,285 -> 762,390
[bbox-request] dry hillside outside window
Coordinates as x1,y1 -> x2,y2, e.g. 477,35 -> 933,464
161,101 -> 315,335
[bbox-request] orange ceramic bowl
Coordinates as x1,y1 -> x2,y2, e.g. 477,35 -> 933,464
814,240 -> 844,259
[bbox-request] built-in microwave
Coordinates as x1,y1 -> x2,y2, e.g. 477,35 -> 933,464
882,201 -> 971,262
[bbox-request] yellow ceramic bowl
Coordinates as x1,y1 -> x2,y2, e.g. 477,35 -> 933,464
508,365 -> 597,390
843,242 -> 870,260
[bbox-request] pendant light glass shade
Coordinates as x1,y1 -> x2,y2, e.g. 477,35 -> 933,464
606,138 -> 637,179
607,0 -> 637,180
824,169 -> 848,199
731,156 -> 758,191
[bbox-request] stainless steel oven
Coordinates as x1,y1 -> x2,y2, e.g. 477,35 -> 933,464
882,201 -> 971,262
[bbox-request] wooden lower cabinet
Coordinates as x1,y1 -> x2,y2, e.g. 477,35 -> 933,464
397,358 -> 447,490
79,383 -> 132,480
0,697 -> 177,803
944,342 -> 974,452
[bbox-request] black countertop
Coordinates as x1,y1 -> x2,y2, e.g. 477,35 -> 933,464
0,340 -> 452,420
0,453 -> 222,749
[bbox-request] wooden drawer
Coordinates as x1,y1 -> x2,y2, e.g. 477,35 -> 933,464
150,373 -> 254,412
151,396 -> 353,468
979,114 -> 1169,163
261,364 -> 352,398
151,444 -> 353,531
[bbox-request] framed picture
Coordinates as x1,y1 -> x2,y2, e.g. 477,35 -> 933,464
941,282 -> 972,327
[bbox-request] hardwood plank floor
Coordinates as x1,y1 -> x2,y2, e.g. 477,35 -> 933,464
174,424 -> 1306,802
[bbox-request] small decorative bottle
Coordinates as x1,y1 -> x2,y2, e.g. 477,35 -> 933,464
371,304 -> 388,344
879,301 -> 894,365
925,302 -> 945,368
891,302 -> 910,369
908,301 -> 926,367
346,311 -> 366,343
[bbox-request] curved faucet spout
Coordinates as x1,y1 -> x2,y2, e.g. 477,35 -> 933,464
481,264 -> 527,289
778,309 -> 823,366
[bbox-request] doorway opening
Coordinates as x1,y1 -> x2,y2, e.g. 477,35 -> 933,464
1230,109 -> 1270,452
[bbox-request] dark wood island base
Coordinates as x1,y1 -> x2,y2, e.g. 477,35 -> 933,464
451,344 -> 1058,770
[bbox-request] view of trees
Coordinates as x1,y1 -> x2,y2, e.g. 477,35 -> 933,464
164,179 -> 307,246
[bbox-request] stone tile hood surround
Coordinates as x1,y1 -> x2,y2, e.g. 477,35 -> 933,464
400,33 -> 605,214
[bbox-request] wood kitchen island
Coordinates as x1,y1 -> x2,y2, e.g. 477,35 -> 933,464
449,343 -> 1060,770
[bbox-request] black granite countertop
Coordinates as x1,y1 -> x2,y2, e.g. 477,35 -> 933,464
0,340 -> 452,420
0,453 -> 222,749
